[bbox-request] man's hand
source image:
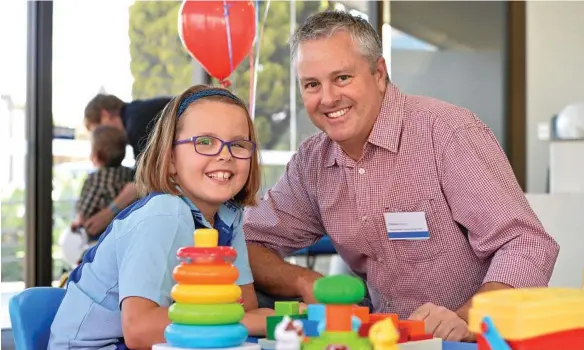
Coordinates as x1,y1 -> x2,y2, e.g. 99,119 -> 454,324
298,302 -> 308,315
84,207 -> 115,236
295,274 -> 322,305
70,221 -> 82,232
408,303 -> 474,342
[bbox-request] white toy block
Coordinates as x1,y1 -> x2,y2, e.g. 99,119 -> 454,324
152,342 -> 261,350
398,338 -> 442,350
258,338 -> 277,350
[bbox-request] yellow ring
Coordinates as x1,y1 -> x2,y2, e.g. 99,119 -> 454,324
171,284 -> 241,304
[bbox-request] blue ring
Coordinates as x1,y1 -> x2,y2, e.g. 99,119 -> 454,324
165,323 -> 248,348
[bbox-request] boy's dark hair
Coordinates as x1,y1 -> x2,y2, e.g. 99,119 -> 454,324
84,94 -> 125,129
91,125 -> 127,167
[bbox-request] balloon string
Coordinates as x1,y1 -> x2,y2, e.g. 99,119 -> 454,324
249,0 -> 259,119
251,0 -> 271,121
223,0 -> 235,91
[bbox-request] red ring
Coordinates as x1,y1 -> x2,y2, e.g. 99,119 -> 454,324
176,246 -> 237,264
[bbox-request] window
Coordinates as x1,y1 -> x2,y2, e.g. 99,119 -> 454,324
51,0 -> 206,283
384,1 -> 508,147
0,0 -> 28,329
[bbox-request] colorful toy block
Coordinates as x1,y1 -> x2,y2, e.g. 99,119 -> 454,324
307,303 -> 325,321
274,301 -> 300,316
468,287 -> 584,350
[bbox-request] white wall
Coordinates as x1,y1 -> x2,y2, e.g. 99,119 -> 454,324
526,2 -> 584,193
526,194 -> 584,288
392,50 -> 506,145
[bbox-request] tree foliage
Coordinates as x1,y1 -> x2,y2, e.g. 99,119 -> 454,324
128,1 -> 328,150
129,2 -> 193,100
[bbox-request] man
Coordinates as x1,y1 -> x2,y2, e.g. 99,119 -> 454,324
81,93 -> 171,235
243,11 -> 559,342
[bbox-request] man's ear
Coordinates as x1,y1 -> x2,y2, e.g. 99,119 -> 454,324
375,56 -> 389,91
100,109 -> 117,124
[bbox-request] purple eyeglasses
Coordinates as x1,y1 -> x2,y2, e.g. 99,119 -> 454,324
173,135 -> 256,159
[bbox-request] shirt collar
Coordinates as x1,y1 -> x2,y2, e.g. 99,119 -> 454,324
325,83 -> 405,167
179,195 -> 240,228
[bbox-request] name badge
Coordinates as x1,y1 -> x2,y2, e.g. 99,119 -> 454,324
384,211 -> 430,240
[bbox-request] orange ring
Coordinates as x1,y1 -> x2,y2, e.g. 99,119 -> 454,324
173,262 -> 239,284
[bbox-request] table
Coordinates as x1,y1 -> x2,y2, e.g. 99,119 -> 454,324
246,337 -> 478,350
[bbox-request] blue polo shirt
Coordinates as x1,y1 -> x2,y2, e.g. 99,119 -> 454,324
48,193 -> 253,350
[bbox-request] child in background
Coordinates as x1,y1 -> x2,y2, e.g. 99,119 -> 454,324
71,125 -> 135,241
49,85 -> 273,350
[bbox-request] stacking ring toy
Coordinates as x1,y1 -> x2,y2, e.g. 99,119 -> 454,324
177,246 -> 237,264
165,323 -> 248,348
169,303 -> 245,325
172,263 -> 239,285
171,284 -> 241,304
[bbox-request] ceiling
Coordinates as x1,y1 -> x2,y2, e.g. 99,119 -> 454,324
339,1 -> 507,51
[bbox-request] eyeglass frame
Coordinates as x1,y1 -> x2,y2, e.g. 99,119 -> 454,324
173,135 -> 256,160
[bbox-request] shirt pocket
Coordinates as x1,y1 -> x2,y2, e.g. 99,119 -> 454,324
383,198 -> 445,262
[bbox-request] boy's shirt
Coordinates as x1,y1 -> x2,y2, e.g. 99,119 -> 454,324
48,193 -> 253,350
76,165 -> 135,221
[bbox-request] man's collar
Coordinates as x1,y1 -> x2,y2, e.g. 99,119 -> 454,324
325,83 -> 405,167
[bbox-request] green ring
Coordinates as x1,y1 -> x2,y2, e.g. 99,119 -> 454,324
169,302 -> 245,325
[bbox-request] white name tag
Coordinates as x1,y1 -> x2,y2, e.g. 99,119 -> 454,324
384,211 -> 430,240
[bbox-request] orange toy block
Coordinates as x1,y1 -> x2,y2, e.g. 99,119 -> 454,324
325,304 -> 353,332
369,313 -> 398,326
398,319 -> 426,337
352,306 -> 370,323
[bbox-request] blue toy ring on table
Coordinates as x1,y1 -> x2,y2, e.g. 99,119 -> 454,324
165,323 -> 248,348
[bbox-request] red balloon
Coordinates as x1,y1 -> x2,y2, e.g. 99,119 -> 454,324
179,0 -> 256,81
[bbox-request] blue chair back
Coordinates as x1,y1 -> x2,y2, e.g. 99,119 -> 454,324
9,287 -> 65,350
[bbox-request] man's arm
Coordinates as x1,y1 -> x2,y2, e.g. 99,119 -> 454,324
84,182 -> 138,235
246,244 -> 323,302
438,120 -> 560,319
243,148 -> 326,301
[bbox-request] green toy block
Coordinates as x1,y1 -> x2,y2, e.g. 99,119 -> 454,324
274,301 -> 300,316
266,314 -> 307,340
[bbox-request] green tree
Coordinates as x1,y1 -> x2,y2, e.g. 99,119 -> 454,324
128,2 -> 193,99
1,188 -> 26,282
128,1 -> 328,150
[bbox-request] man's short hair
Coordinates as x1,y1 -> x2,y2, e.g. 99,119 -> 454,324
289,10 -> 383,73
84,94 -> 125,129
91,125 -> 127,167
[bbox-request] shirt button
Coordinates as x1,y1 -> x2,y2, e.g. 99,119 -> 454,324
358,168 -> 365,174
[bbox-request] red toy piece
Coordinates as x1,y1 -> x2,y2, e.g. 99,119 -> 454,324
176,246 -> 237,264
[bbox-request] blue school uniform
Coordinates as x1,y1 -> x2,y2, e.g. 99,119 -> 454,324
48,193 -> 253,350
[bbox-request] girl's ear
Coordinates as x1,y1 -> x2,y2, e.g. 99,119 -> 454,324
169,149 -> 177,176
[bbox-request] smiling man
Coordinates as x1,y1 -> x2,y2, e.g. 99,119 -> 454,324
243,10 -> 559,342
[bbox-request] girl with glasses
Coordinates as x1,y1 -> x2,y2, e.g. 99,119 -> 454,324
49,85 -> 273,350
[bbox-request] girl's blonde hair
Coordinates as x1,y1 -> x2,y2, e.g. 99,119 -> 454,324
136,84 -> 261,207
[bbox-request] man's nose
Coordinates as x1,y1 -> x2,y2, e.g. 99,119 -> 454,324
320,84 -> 341,107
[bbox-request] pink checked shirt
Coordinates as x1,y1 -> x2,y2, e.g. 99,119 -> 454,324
243,84 -> 559,319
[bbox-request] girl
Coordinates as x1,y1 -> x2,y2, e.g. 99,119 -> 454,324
49,85 -> 273,350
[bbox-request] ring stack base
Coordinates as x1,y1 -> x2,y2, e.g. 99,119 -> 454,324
152,342 -> 261,350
